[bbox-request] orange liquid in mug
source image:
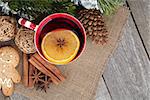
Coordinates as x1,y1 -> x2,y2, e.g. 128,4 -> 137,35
41,29 -> 80,65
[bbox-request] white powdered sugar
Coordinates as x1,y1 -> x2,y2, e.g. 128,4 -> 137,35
0,78 -> 12,88
0,0 -> 10,15
71,0 -> 99,9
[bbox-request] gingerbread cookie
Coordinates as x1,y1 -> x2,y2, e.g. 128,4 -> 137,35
0,16 -> 16,42
0,46 -> 21,96
15,28 -> 36,54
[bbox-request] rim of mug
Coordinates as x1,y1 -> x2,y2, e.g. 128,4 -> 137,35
34,13 -> 86,65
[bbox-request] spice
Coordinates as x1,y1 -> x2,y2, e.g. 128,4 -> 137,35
33,53 -> 65,81
29,53 -> 65,85
23,53 -> 29,87
29,65 -> 52,92
38,75 -> 52,92
31,68 -> 44,85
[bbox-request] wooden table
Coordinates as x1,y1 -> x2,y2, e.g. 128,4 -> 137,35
96,0 -> 150,100
0,0 -> 150,100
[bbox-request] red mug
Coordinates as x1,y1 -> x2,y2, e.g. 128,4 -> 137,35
18,13 -> 86,65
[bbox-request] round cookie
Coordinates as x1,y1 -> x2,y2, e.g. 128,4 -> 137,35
15,28 -> 36,54
0,46 -> 20,67
0,16 -> 16,42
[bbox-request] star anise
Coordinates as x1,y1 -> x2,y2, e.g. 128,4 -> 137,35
38,75 -> 52,92
30,67 -> 52,92
57,38 -> 67,48
31,68 -> 44,84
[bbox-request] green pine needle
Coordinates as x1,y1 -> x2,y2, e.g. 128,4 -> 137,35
98,0 -> 123,15
2,0 -> 77,20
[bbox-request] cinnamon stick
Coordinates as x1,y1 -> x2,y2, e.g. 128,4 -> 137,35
28,63 -> 34,87
28,54 -> 34,87
34,53 -> 61,74
23,53 -> 29,87
33,53 -> 65,81
29,56 -> 60,85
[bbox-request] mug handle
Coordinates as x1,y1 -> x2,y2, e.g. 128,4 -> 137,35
18,18 -> 38,31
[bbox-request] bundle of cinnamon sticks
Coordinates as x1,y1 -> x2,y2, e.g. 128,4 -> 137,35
23,53 -> 65,87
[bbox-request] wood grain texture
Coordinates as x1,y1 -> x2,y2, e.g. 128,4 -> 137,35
127,0 -> 150,56
9,93 -> 29,100
103,14 -> 150,100
96,78 -> 111,100
0,91 -> 6,100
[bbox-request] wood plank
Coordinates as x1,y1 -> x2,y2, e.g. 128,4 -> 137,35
96,78 -> 112,100
103,15 -> 150,100
0,91 -> 6,100
126,0 -> 150,56
9,93 -> 29,100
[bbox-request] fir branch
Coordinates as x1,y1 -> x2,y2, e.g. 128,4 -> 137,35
2,0 -> 77,20
98,0 -> 123,15
50,1 -> 77,16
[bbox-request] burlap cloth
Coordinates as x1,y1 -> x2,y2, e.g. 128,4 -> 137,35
12,7 -> 129,100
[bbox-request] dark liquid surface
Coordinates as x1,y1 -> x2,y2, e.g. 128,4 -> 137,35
39,18 -> 85,58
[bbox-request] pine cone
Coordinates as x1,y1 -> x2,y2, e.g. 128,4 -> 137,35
78,9 -> 108,45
